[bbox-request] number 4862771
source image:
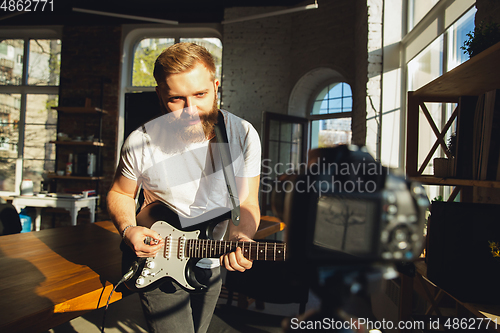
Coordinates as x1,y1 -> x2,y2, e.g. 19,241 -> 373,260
0,0 -> 54,12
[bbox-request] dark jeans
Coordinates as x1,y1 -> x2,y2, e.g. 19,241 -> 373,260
139,266 -> 221,333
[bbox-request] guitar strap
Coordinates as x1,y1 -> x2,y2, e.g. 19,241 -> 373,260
214,111 -> 241,226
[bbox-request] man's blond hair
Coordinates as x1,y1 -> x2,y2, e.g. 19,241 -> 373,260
153,42 -> 216,85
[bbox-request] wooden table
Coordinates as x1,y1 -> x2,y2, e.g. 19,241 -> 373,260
11,195 -> 98,231
0,217 -> 284,332
0,221 -> 123,333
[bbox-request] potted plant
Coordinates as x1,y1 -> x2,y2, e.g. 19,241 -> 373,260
433,133 -> 456,177
461,21 -> 500,58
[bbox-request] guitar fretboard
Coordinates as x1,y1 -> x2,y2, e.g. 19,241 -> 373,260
185,239 -> 286,261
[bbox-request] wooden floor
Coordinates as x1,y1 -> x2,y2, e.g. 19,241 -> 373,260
45,287 -> 320,333
1,217 -> 287,332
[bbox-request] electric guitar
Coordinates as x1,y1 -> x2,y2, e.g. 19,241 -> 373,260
122,201 -> 287,292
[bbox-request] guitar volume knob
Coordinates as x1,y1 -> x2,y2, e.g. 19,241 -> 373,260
146,261 -> 155,269
141,269 -> 150,276
136,277 -> 145,285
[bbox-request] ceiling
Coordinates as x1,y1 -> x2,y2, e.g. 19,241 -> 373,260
0,0 -> 308,26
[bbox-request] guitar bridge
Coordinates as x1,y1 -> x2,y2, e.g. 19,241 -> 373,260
178,236 -> 186,260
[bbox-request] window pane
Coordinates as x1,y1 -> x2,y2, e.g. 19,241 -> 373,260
408,0 -> 439,32
329,83 -> 343,98
278,143 -> 292,174
312,101 -> 322,115
267,120 -> 303,172
269,119 -> 280,141
311,118 -> 352,149
132,38 -> 175,86
328,98 -> 342,113
0,94 -> 21,192
291,123 -> 303,167
180,38 -> 223,81
311,82 -> 353,115
28,39 -> 61,86
447,7 -> 476,71
407,38 -> 443,174
280,122 -> 292,141
0,39 -> 24,86
407,35 -> 443,91
343,97 -> 353,111
23,94 -> 58,191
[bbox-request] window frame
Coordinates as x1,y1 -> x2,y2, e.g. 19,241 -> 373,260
0,27 -> 61,196
307,81 -> 353,149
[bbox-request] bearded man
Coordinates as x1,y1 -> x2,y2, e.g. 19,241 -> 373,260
107,42 -> 261,333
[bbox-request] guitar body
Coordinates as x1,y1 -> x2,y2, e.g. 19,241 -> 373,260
122,201 -> 231,292
122,201 -> 286,292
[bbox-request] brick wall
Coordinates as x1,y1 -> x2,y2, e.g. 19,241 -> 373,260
354,1 -> 369,147
57,25 -> 122,216
363,0 -> 383,154
221,6 -> 292,132
222,0 -> 364,140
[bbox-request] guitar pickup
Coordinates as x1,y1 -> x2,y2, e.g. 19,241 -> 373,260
178,236 -> 186,260
164,235 -> 172,259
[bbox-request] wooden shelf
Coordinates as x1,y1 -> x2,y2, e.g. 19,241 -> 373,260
49,140 -> 105,147
407,42 -> 500,183
400,260 -> 500,332
410,176 -> 500,189
51,106 -> 108,114
414,41 -> 500,100
47,173 -> 104,181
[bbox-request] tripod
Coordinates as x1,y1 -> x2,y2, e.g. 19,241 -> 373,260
283,264 -> 397,332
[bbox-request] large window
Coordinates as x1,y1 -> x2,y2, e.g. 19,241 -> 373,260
0,37 -> 61,194
405,4 -> 476,199
407,6 -> 476,174
309,82 -> 352,149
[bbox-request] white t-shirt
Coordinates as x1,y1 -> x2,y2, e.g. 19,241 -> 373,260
120,109 -> 261,268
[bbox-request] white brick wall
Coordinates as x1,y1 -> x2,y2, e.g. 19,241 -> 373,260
222,1 -> 362,139
222,7 -> 292,134
365,0 -> 383,158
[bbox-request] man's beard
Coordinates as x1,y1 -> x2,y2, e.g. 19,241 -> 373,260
166,96 -> 219,143
184,97 -> 218,142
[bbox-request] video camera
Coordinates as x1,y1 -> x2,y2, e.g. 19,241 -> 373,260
271,145 -> 429,267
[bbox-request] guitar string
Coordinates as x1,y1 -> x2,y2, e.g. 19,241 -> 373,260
185,239 -> 286,260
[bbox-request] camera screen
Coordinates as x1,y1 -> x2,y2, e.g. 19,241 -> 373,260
314,196 -> 377,256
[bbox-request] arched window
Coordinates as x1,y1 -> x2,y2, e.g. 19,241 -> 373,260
309,82 -> 352,148
131,37 -> 222,87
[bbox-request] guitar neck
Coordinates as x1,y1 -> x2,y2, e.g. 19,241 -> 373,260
185,239 -> 286,261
